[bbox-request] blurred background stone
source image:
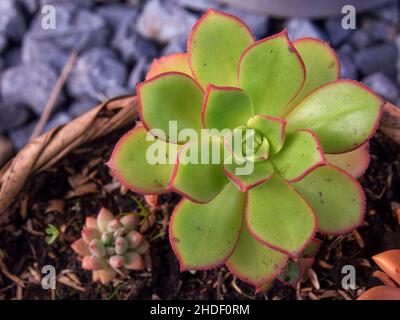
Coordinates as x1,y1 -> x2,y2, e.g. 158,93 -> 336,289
0,0 -> 27,42
363,72 -> 400,102
0,103 -> 31,133
325,17 -> 353,46
287,18 -> 327,41
1,63 -> 65,115
67,47 -> 127,101
136,0 -> 197,44
355,44 -> 398,77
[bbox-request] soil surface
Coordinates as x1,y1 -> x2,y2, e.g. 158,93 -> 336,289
0,128 -> 399,300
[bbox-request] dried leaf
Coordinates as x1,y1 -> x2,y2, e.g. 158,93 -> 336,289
307,268 -> 320,290
58,275 -> 85,292
45,199 -> 65,214
66,183 -> 98,198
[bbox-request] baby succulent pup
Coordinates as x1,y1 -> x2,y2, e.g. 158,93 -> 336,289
71,208 -> 149,285
108,9 -> 383,289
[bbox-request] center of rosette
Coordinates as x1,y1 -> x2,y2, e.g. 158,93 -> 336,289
241,129 -> 270,162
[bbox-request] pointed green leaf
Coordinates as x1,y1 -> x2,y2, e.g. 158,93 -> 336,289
326,144 -> 370,179
146,53 -> 193,80
302,239 -> 321,258
238,30 -> 305,117
282,38 -> 340,116
278,261 -> 301,287
189,9 -> 254,88
170,140 -> 229,203
224,159 -> 274,192
247,138 -> 270,162
270,129 -> 326,182
292,165 -> 365,234
285,80 -> 383,153
108,125 -> 178,194
247,115 -> 286,155
170,183 -> 245,270
247,175 -> 316,257
226,222 -> 288,288
202,85 -> 254,131
138,73 -> 204,144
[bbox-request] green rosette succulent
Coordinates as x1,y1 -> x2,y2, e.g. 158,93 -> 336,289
108,9 -> 383,289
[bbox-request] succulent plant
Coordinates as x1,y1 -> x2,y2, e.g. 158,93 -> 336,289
108,9 -> 383,289
358,249 -> 400,300
71,208 -> 149,285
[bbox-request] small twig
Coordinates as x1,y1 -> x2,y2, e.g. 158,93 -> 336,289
30,51 -> 78,140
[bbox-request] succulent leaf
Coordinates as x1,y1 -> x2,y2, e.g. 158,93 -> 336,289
188,9 -> 254,88
120,214 -> 139,232
292,165 -> 365,234
85,216 -> 98,230
282,38 -> 340,116
108,124 -> 178,194
96,208 -> 114,233
135,240 -> 150,255
71,238 -> 90,256
239,30 -> 305,117
89,239 -> 106,258
246,175 -> 317,257
278,260 -> 301,287
98,268 -> 117,285
169,183 -> 245,270
270,129 -> 326,182
325,144 -> 370,179
285,80 -> 383,153
101,232 -> 113,246
138,73 -> 204,143
202,85 -> 254,130
247,115 -> 286,155
170,140 -> 228,203
357,286 -> 400,300
115,237 -> 129,255
146,53 -> 193,80
124,251 -> 145,270
224,159 -> 274,192
107,219 -> 123,233
82,256 -> 106,270
82,228 -> 101,244
372,249 -> 400,286
226,223 -> 288,288
126,230 -> 143,249
302,238 -> 321,258
109,255 -> 126,269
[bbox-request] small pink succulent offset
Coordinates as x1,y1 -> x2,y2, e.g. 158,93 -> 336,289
71,208 -> 149,284
108,9 -> 383,289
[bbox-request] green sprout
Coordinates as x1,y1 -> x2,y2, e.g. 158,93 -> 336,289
45,224 -> 60,245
